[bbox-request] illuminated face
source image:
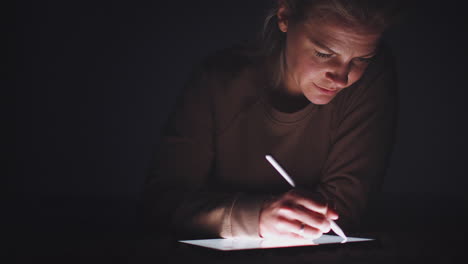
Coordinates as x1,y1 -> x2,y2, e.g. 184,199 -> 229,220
278,11 -> 382,105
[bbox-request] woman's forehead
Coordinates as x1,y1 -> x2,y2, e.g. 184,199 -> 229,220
301,18 -> 382,55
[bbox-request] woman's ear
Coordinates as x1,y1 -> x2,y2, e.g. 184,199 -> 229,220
277,6 -> 289,33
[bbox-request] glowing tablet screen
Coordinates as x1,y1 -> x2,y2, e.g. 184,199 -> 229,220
179,234 -> 374,251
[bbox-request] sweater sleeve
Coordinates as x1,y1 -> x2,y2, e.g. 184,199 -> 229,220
143,65 -> 265,239
316,53 -> 398,230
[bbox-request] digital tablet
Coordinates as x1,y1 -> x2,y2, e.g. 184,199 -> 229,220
179,234 -> 374,251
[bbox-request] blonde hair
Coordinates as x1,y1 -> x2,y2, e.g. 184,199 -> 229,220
261,0 -> 402,88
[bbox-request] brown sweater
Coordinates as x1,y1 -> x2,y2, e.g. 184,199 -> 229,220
144,43 -> 397,239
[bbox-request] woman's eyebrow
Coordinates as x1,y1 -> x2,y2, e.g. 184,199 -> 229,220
308,36 -> 336,54
359,50 -> 377,58
308,35 -> 377,58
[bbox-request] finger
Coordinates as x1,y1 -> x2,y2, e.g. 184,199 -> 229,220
294,222 -> 323,240
289,205 -> 331,233
326,208 -> 339,220
275,218 -> 323,240
274,202 -> 330,232
286,191 -> 328,215
300,224 -> 323,240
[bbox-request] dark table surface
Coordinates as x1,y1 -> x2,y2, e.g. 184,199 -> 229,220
8,193 -> 468,264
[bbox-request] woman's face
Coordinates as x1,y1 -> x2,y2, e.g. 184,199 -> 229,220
279,12 -> 382,105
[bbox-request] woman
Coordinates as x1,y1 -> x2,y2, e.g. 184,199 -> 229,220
144,0 -> 401,240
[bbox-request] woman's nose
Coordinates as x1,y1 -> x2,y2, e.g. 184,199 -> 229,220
325,65 -> 349,89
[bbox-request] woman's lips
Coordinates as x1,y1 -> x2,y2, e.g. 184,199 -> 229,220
315,83 -> 337,96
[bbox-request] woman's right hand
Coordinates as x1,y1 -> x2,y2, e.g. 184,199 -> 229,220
258,189 -> 338,239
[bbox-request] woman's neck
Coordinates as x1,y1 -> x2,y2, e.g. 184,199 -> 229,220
268,85 -> 310,113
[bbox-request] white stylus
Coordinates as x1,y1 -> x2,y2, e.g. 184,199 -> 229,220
265,155 -> 348,243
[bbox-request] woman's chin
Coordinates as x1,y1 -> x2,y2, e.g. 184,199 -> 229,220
306,93 -> 335,105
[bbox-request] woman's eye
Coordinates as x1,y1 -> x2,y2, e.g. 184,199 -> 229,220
314,51 -> 333,58
355,57 -> 373,63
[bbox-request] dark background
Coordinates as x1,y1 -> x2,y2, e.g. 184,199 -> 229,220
10,0 -> 468,257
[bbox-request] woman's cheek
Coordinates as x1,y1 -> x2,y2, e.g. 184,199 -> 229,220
355,62 -> 371,79
303,59 -> 322,78
349,67 -> 366,85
